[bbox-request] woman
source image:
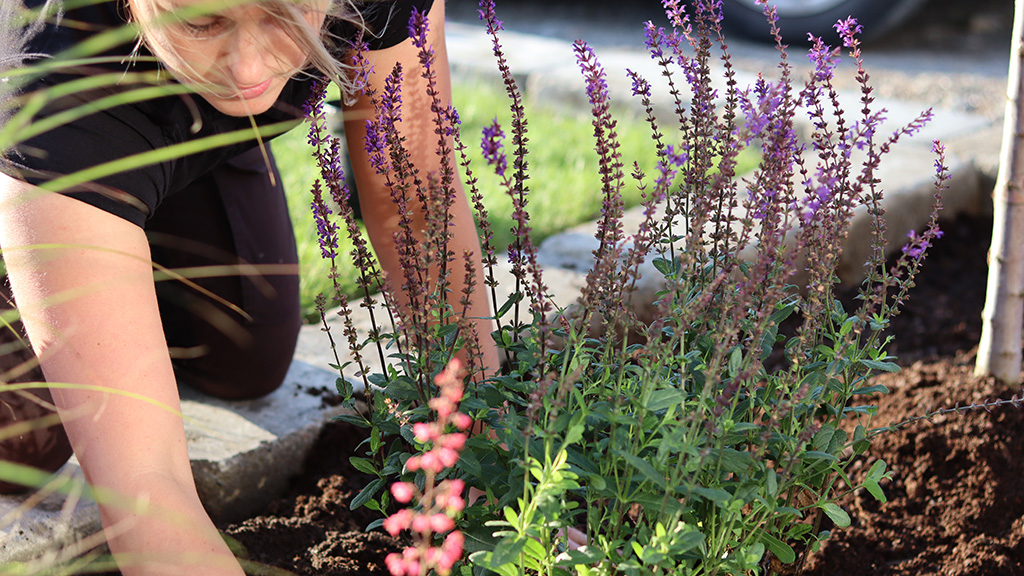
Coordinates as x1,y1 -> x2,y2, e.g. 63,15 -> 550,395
0,0 -> 496,573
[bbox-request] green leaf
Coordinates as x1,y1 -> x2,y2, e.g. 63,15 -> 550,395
801,451 -> 839,462
614,450 -> 667,489
631,493 -> 686,517
496,292 -> 523,319
348,457 -> 378,476
866,459 -> 887,483
859,359 -> 901,373
332,412 -> 370,427
761,532 -> 796,564
555,545 -> 605,567
350,477 -> 384,510
863,478 -> 887,504
728,346 -> 743,377
468,551 -> 519,576
385,376 -> 421,401
691,486 -> 731,504
561,412 -> 586,449
852,424 -> 867,449
652,256 -> 679,277
839,316 -> 855,337
490,536 -> 528,568
714,448 -> 755,475
522,538 -> 548,562
863,459 -> 888,503
335,377 -> 353,399
370,426 -> 381,452
503,506 -> 520,528
851,384 -> 890,396
821,503 -> 851,528
844,405 -> 878,416
456,448 -> 483,478
645,388 -> 687,412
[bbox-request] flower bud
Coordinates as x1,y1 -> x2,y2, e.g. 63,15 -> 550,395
413,422 -> 435,443
430,513 -> 456,533
390,481 -> 415,503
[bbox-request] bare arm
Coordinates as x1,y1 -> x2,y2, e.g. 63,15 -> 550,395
0,175 -> 243,575
342,0 -> 500,377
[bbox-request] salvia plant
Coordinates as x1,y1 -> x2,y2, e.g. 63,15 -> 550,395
304,0 -> 949,575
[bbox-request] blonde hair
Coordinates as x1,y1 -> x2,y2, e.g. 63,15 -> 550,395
128,0 -> 366,100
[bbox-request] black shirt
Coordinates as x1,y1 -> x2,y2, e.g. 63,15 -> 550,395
2,0 -> 432,226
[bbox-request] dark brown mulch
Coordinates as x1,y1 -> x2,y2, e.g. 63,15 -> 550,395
222,419 -> 402,575
801,214 -> 1024,576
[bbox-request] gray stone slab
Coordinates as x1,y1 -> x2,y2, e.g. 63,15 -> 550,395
0,360 -> 343,564
181,360 -> 345,524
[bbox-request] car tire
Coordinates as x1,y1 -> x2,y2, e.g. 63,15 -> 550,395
719,0 -> 927,44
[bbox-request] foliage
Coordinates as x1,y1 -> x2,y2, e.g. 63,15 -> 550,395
307,1 -> 951,575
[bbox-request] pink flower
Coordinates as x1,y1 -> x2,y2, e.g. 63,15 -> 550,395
437,447 -> 459,468
398,548 -> 421,576
438,531 -> 464,571
406,455 -> 421,472
439,433 -> 466,451
390,481 -> 415,503
385,552 -> 405,576
452,412 -> 472,431
383,509 -> 413,536
413,422 -> 435,443
440,494 -> 465,514
411,513 -> 431,533
418,451 -> 441,473
429,513 -> 455,533
446,479 -> 465,496
429,397 -> 455,420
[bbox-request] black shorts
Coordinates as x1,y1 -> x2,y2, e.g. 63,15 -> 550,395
148,146 -> 302,400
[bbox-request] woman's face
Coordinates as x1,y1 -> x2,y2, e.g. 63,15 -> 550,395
132,0 -> 329,116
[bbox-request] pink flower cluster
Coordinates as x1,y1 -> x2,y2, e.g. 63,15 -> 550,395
383,359 -> 472,576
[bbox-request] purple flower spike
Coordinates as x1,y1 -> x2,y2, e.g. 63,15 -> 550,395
310,180 -> 339,260
477,0 -> 503,31
643,22 -> 666,60
408,7 -> 429,49
626,68 -> 652,98
481,118 -> 507,177
834,16 -> 862,50
806,34 -> 841,82
901,229 -> 932,259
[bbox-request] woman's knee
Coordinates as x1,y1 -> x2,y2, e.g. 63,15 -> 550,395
172,316 -> 301,400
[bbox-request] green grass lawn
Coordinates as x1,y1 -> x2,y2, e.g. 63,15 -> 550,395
272,80 -> 753,319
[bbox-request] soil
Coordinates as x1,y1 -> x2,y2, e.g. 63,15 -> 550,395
221,212 -> 1024,576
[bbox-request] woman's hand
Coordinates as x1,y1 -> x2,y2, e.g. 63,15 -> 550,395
0,174 -> 244,575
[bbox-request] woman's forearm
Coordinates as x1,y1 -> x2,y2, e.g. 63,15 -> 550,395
0,174 -> 244,575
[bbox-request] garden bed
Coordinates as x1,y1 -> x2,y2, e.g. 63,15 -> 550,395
219,212 -> 1024,575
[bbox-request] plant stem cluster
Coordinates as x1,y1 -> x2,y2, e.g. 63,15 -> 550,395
306,1 -> 951,574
